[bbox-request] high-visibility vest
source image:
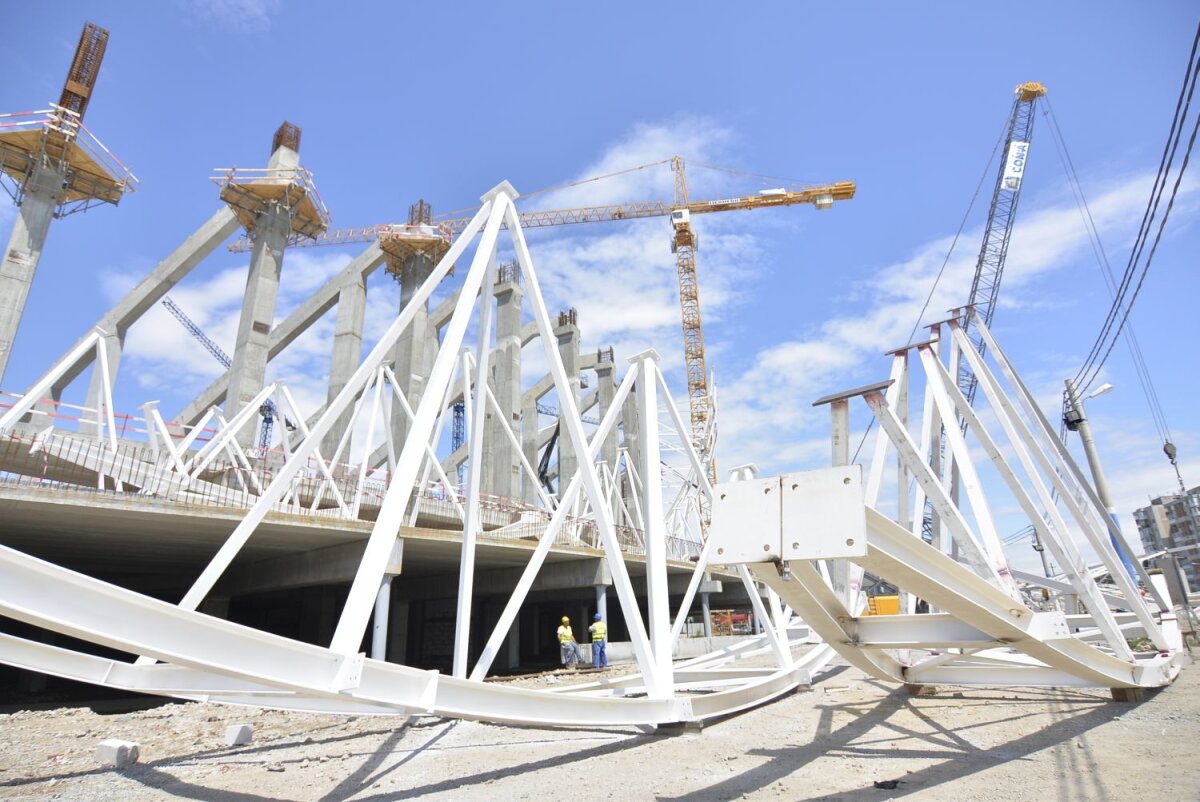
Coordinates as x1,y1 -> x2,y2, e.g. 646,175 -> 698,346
557,625 -> 574,644
591,622 -> 607,641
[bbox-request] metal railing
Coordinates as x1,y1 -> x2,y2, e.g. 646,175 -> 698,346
0,428 -> 700,562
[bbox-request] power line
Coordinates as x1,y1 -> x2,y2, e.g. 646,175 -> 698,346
1071,21 -> 1200,391
1084,100 -> 1200,390
1042,98 -> 1174,445
851,113 -> 1009,463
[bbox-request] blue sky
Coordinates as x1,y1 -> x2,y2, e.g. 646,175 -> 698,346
3,2 -> 1198,569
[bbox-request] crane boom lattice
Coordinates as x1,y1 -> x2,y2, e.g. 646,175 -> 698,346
957,81 -> 1045,404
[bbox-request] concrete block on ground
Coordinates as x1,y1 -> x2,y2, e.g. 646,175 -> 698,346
655,720 -> 704,735
96,738 -> 140,768
1110,687 -> 1146,703
905,684 -> 939,697
225,723 -> 254,745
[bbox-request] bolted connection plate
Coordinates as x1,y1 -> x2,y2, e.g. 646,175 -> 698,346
709,466 -> 866,565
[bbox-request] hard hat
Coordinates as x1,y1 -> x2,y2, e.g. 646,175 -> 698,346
594,613 -> 602,620
561,616 -> 570,623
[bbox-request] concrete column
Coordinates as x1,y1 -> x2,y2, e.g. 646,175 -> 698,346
621,380 -> 641,512
388,598 -> 409,665
198,596 -> 231,620
80,330 -> 123,437
323,272 -> 367,457
521,395 -> 540,504
372,575 -> 392,661
595,584 -> 608,621
390,253 -> 437,451
554,312 -> 581,498
0,161 -> 67,385
225,201 -> 289,448
700,591 -> 712,638
595,353 -> 619,511
485,275 -> 523,500
225,142 -> 303,447
370,539 -> 405,661
503,613 -> 520,670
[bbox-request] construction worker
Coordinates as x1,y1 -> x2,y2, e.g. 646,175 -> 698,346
588,613 -> 608,668
557,615 -> 580,669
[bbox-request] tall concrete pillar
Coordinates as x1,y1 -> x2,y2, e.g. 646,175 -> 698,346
595,349 -> 618,510
225,141 -> 301,448
389,252 -> 437,451
323,272 -> 367,457
80,330 -> 124,437
621,377 -> 642,513
504,616 -> 520,671
700,591 -> 713,638
485,270 -> 523,500
372,576 -> 392,661
521,395 -> 540,505
0,161 -> 66,385
554,309 -> 581,498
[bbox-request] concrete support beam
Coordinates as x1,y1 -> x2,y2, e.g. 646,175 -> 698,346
17,205 -> 240,420
0,161 -> 66,385
397,557 -> 611,600
77,207 -> 244,423
175,243 -> 385,427
216,538 -> 403,597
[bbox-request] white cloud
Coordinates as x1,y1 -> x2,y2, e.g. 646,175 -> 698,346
511,118 -> 768,392
179,0 -> 281,32
112,249 -> 352,412
715,172 -> 1185,473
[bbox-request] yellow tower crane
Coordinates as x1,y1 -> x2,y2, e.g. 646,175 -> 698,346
230,159 -> 856,479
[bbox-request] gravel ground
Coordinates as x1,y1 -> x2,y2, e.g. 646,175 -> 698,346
1,657 -> 1197,801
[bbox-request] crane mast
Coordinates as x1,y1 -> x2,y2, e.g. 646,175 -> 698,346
668,157 -> 712,465
922,82 -> 1045,546
957,81 -> 1046,401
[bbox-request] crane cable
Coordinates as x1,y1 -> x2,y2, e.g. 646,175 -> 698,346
1041,97 -> 1175,446
851,113 -> 1010,462
1071,21 -> 1200,394
432,159 -> 675,219
434,157 -> 840,220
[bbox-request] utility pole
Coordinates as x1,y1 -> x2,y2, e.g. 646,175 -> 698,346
1063,378 -> 1139,581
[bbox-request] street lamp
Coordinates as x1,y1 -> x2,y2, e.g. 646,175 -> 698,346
1064,379 -> 1139,581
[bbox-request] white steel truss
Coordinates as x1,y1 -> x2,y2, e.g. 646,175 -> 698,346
710,309 -> 1183,692
0,190 -> 1185,727
0,181 -> 826,727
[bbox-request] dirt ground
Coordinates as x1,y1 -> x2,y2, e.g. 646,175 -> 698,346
1,658 -> 1197,802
